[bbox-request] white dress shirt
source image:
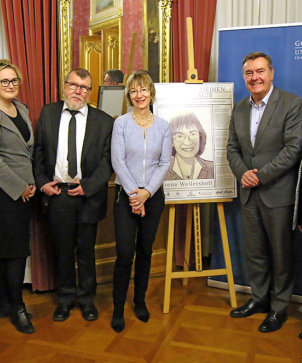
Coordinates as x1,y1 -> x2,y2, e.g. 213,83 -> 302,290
54,103 -> 88,182
249,85 -> 274,147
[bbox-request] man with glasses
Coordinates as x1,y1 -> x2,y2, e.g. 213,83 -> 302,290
227,52 -> 302,333
34,68 -> 114,322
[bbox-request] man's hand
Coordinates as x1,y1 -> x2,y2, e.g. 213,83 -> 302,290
28,184 -> 36,198
21,184 -> 36,202
67,180 -> 85,196
241,169 -> 260,188
129,188 -> 151,209
41,181 -> 61,196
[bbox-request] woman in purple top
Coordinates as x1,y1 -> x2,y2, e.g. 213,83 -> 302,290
111,70 -> 171,332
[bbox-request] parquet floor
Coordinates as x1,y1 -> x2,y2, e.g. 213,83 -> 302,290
0,276 -> 301,362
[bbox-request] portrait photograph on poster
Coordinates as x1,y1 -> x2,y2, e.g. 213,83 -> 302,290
165,110 -> 214,181
153,82 -> 236,202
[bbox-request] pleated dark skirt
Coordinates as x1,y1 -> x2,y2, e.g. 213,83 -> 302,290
0,188 -> 31,258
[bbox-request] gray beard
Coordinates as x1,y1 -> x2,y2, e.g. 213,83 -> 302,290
65,99 -> 86,111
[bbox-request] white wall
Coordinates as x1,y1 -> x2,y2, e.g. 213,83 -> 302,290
209,0 -> 302,82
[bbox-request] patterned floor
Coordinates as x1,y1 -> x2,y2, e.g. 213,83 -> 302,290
0,276 -> 301,362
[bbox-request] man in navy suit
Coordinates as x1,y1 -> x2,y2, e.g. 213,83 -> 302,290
34,68 -> 114,322
227,52 -> 302,332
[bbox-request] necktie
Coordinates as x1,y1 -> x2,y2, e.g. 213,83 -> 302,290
66,109 -> 79,178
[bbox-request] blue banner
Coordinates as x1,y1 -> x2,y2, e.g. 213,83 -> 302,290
218,24 -> 302,102
212,24 -> 302,295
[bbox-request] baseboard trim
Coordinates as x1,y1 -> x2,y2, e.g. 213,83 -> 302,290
207,279 -> 302,303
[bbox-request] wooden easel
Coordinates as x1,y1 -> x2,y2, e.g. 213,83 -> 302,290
163,17 -> 237,313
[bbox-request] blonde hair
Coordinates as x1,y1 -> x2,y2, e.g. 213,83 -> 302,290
0,59 -> 23,82
125,70 -> 155,106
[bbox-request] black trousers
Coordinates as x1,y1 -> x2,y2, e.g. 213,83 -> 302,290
241,189 -> 294,312
112,186 -> 165,308
0,257 -> 26,307
48,192 -> 98,305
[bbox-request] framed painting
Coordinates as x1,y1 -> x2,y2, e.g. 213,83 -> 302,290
90,0 -> 123,26
143,0 -> 173,83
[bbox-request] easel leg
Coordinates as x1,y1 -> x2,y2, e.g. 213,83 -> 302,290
193,204 -> 202,272
163,205 -> 176,313
217,202 -> 237,308
183,204 -> 192,286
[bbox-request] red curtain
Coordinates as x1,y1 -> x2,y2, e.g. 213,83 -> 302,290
1,0 -> 58,290
172,0 -> 217,82
172,0 -> 217,265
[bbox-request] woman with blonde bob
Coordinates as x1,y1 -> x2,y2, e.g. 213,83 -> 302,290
111,70 -> 171,332
0,59 -> 35,334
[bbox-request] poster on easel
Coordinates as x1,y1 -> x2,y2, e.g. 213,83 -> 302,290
153,82 -> 236,202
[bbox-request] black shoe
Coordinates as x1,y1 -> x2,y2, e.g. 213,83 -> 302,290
230,299 -> 269,318
53,304 -> 74,322
0,303 -> 11,318
259,311 -> 287,333
11,305 -> 35,334
79,303 -> 98,321
111,308 -> 125,333
299,332 -> 302,339
134,302 -> 149,323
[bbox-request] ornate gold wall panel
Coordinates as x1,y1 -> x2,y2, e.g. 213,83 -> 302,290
58,1 -> 173,92
58,0 -> 72,99
102,25 -> 120,71
90,17 -> 122,71
158,0 -> 173,82
79,35 -> 103,107
142,0 -> 173,83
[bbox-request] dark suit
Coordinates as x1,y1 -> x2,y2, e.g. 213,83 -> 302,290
34,101 -> 113,305
227,87 -> 302,312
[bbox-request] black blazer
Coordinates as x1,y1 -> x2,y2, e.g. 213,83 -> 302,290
34,101 -> 114,223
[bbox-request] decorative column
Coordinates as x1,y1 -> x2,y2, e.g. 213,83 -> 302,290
158,0 -> 173,82
58,0 -> 72,99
